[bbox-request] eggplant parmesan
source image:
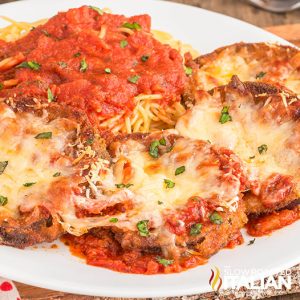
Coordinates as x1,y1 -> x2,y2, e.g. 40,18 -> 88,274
0,96 -> 108,248
177,76 -> 300,215
64,131 -> 248,273
188,42 -> 300,94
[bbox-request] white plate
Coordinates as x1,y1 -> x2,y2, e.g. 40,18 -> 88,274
0,0 -> 299,297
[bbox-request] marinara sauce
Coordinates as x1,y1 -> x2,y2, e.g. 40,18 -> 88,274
0,6 -> 187,123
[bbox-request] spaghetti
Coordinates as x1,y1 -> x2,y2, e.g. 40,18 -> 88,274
0,8 -> 197,133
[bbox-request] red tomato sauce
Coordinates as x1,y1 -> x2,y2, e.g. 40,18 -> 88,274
225,231 -> 244,249
62,233 -> 206,275
246,206 -> 300,237
0,6 -> 187,122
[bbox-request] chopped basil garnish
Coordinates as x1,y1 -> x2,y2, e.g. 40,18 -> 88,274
175,166 -> 185,176
164,179 -> 175,189
0,83 -> 3,91
137,220 -> 149,237
190,223 -> 202,236
89,6 -> 104,15
109,217 -> 118,223
258,144 -> 268,154
159,137 -> 166,146
58,61 -> 67,68
141,55 -> 149,62
158,200 -> 163,205
35,132 -> 52,139
149,140 -> 160,158
73,52 -> 81,58
122,22 -> 141,30
47,88 -> 54,102
128,75 -> 140,84
53,172 -> 61,177
80,59 -> 88,72
209,212 -> 223,225
219,106 -> 232,124
256,71 -> 266,79
0,195 -> 8,206
248,238 -> 256,246
249,155 -> 255,159
86,137 -> 94,145
16,61 -> 41,71
0,161 -> 8,175
104,68 -> 111,74
115,183 -> 133,188
23,182 -> 36,187
156,257 -> 174,266
184,66 -> 193,76
120,40 -> 128,48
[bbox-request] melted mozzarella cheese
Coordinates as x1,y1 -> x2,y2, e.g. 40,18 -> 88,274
176,93 -> 300,195
0,104 -> 74,217
62,135 -> 243,237
196,47 -> 300,94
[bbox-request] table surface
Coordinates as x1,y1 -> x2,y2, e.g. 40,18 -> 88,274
0,0 -> 299,299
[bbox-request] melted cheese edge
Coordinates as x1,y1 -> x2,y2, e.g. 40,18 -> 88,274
197,49 -> 300,94
176,95 -> 300,195
0,104 -> 74,218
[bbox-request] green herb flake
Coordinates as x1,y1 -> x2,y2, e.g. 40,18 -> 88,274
120,40 -> 128,48
35,132 -> 52,139
109,217 -> 119,223
115,183 -> 133,189
209,212 -> 223,225
89,6 -> 104,15
137,220 -> 149,237
158,200 -> 163,205
164,179 -> 175,189
159,137 -> 166,146
190,223 -> 202,236
73,52 -> 81,58
23,182 -> 36,187
249,155 -> 256,159
16,61 -> 41,71
128,75 -> 140,84
256,71 -> 266,79
156,257 -> 174,267
0,161 -> 8,175
149,140 -> 160,158
58,61 -> 67,68
122,22 -> 141,30
47,88 -> 55,102
86,137 -> 94,145
53,172 -> 61,177
141,55 -> 149,62
0,83 -> 3,91
219,106 -> 232,124
104,68 -> 111,74
175,166 -> 185,176
258,144 -> 268,154
248,238 -> 256,246
184,66 -> 193,76
80,59 -> 88,73
0,195 -> 8,206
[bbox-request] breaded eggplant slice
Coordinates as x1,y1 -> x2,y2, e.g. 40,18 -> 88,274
187,42 -> 300,95
0,96 -> 109,248
67,131 -> 248,261
176,76 -> 300,215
